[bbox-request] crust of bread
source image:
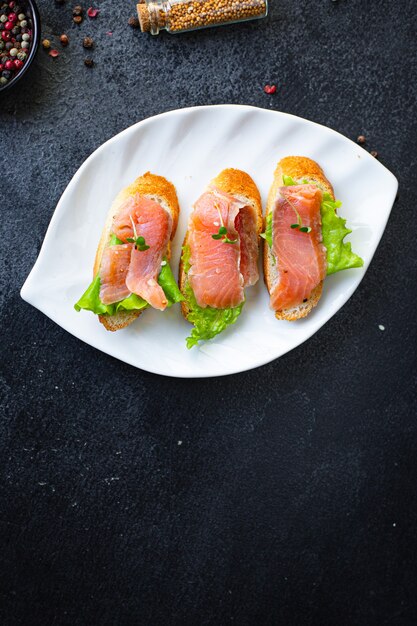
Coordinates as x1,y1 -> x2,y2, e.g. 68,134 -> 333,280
263,156 -> 334,321
179,168 -> 263,320
93,172 -> 180,331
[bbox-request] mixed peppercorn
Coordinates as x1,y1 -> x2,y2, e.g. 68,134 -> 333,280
40,5 -> 99,69
0,0 -> 32,87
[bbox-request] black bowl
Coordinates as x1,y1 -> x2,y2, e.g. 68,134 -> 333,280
0,0 -> 40,94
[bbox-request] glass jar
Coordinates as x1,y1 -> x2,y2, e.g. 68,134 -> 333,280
137,0 -> 268,35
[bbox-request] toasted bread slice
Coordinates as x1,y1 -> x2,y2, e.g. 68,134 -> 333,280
264,156 -> 334,321
93,172 -> 180,331
179,168 -> 263,319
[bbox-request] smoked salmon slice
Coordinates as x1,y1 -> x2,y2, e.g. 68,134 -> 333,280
99,244 -> 132,305
270,184 -> 326,311
188,186 -> 259,309
101,194 -> 172,310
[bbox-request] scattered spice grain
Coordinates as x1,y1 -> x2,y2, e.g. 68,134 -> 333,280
83,35 -> 93,48
73,15 -> 82,23
370,150 -> 378,158
357,135 -> 366,144
42,38 -> 50,49
84,57 -> 93,67
60,33 -> 69,45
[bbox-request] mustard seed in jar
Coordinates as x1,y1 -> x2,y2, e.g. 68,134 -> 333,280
137,0 -> 268,35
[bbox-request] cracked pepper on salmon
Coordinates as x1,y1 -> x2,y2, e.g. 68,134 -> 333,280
187,186 -> 259,309
99,194 -> 172,310
269,184 -> 326,311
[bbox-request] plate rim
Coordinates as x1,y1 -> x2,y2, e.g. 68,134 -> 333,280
21,104 -> 399,378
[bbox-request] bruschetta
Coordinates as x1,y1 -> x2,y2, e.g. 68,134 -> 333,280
75,172 -> 183,331
264,156 -> 363,320
179,168 -> 262,347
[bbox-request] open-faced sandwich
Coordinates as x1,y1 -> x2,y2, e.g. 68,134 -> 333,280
75,172 -> 183,331
179,168 -> 262,348
263,156 -> 364,320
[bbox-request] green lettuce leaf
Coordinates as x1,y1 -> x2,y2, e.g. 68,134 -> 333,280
282,175 -> 297,186
158,261 -> 184,304
183,280 -> 243,349
321,193 -> 364,275
181,246 -> 243,349
261,212 -> 273,248
74,275 -> 148,315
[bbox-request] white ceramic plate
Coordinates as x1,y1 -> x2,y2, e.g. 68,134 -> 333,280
21,105 -> 398,378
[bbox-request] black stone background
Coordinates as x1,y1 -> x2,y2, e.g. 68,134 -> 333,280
1,0 -> 417,624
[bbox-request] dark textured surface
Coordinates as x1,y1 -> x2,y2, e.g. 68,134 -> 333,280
1,0 -> 417,624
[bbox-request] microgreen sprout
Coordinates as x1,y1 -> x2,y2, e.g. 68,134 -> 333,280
127,216 -> 150,251
280,192 -> 312,234
211,206 -> 237,244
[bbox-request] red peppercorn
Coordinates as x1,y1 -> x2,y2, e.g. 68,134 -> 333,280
1,31 -> 11,40
5,21 -> 14,30
8,13 -> 17,22
264,84 -> 277,94
0,64 -> 3,72
87,6 -> 99,17
4,59 -> 14,69
9,1 -> 15,7
14,58 -> 23,69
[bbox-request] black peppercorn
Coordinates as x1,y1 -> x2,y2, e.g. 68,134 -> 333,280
84,57 -> 93,67
128,16 -> 139,28
73,5 -> 83,15
370,150 -> 378,158
357,135 -> 366,145
82,36 -> 93,48
73,15 -> 82,24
